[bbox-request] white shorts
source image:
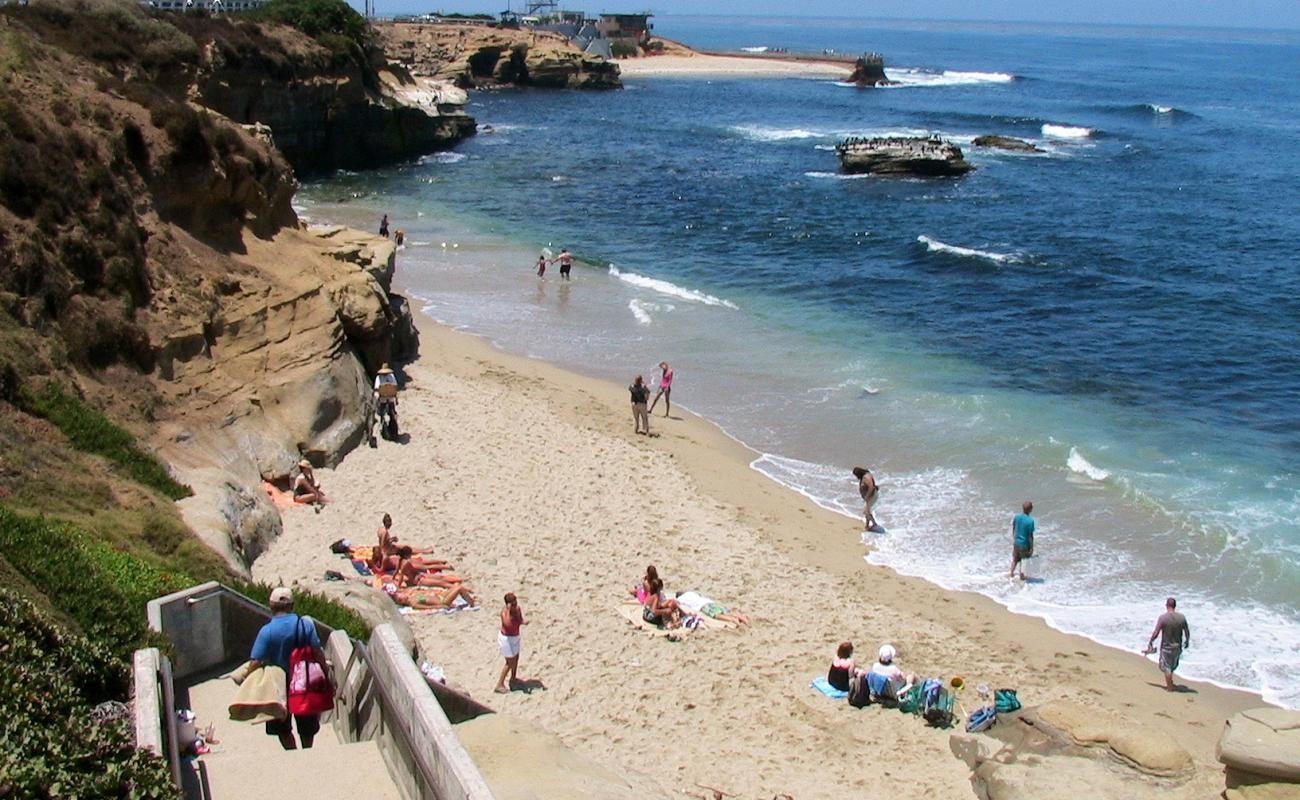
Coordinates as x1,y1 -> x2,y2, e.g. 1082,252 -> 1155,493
498,632 -> 521,658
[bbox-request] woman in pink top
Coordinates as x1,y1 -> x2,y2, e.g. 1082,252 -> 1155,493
494,593 -> 528,694
649,361 -> 674,416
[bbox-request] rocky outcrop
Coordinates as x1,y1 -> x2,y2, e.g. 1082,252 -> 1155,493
837,136 -> 975,177
952,702 -> 1217,800
157,227 -> 415,570
973,135 -> 1044,153
176,19 -> 475,174
1218,708 -> 1300,782
377,23 -> 621,90
849,52 -> 894,87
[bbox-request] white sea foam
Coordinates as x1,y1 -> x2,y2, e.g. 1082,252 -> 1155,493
608,265 -> 739,309
804,171 -> 873,180
740,46 -> 769,53
1042,123 -> 1097,139
1146,103 -> 1175,114
884,68 -> 1016,88
628,299 -> 653,325
917,235 -> 1021,264
729,124 -> 825,142
1067,447 -> 1111,481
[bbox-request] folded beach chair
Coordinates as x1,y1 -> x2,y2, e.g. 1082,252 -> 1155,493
921,679 -> 956,728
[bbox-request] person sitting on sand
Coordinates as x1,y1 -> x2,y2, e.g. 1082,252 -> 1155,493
674,590 -> 751,626
630,565 -> 659,603
642,577 -> 681,627
869,643 -> 916,699
381,580 -> 476,610
292,460 -> 325,506
827,641 -> 859,692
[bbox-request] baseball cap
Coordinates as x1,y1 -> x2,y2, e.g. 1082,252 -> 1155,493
269,587 -> 293,606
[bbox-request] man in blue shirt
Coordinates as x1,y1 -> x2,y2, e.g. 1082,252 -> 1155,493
249,587 -> 324,749
1009,501 -> 1035,580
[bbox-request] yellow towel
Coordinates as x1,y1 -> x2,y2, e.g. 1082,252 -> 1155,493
228,665 -> 287,724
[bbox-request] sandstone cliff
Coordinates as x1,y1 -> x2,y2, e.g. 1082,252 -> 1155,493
377,23 -> 621,90
0,0 -> 420,572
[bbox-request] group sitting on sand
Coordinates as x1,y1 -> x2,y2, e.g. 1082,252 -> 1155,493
631,565 -> 751,629
359,513 -> 478,610
828,641 -> 917,700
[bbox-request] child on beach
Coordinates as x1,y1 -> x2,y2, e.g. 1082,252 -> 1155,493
1009,501 -> 1035,580
536,253 -> 547,278
495,593 -> 528,693
649,362 -> 674,416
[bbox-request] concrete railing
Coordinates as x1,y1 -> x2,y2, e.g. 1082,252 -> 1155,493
145,581 -> 332,679
132,647 -> 182,789
330,625 -> 496,800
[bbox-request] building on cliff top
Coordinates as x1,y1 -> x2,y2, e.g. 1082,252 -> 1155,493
596,12 -> 652,45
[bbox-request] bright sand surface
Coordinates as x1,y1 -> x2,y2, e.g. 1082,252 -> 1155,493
252,306 -> 1263,797
618,53 -> 853,78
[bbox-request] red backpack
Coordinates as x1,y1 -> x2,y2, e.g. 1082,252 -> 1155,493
287,617 -> 334,716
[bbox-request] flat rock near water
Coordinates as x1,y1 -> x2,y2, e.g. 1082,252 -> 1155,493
837,136 -> 975,177
973,135 -> 1045,153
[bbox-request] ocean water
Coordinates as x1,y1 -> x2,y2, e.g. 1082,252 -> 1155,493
299,16 -> 1300,706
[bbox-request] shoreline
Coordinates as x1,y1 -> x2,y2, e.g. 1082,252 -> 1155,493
618,52 -> 853,78
252,256 -> 1263,794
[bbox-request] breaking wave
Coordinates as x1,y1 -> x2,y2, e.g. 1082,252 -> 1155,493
885,68 -> 1016,88
1042,124 -> 1097,139
1067,447 -> 1111,481
608,265 -> 739,309
917,235 -> 1021,264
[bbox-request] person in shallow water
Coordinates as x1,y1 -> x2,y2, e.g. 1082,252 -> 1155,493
379,214 -> 389,238
1009,501 -> 1036,580
557,247 -> 573,280
1144,597 -> 1190,691
535,252 -> 547,278
852,466 -> 878,531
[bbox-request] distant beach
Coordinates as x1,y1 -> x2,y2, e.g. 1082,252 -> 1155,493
619,52 -> 853,78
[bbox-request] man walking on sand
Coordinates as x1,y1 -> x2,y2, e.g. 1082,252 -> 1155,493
1144,597 -> 1190,691
1009,501 -> 1035,580
852,467 -> 878,532
495,593 -> 528,694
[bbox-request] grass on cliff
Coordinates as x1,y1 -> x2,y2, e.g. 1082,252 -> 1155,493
246,0 -> 371,55
18,380 -> 193,500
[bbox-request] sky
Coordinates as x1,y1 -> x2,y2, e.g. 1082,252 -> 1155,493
379,1 -> 1300,31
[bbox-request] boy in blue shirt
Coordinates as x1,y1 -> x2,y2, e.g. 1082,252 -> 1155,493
1009,501 -> 1035,580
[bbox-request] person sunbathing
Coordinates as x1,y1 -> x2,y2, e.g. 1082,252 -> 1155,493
383,581 -> 477,610
673,590 -> 752,626
394,558 -> 465,589
292,460 -> 325,506
642,577 -> 681,628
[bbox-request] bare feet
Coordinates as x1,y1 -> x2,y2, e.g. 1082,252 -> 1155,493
493,685 -> 509,694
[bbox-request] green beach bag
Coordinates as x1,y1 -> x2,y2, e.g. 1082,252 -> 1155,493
995,689 -> 1022,714
898,684 -> 926,714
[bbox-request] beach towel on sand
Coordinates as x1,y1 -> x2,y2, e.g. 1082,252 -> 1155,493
351,559 -> 373,577
811,677 -> 849,700
262,481 -> 295,510
615,604 -> 734,637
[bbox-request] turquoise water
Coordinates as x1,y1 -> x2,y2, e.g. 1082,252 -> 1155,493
300,16 -> 1300,705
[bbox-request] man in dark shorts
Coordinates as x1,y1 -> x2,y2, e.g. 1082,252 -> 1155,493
249,588 -> 326,749
1009,501 -> 1035,580
557,247 -> 573,280
1144,597 -> 1190,691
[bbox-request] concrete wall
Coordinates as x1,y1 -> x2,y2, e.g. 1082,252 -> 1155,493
332,625 -> 496,800
147,582 -> 332,679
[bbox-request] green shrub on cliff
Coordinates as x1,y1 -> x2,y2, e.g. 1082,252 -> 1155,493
0,588 -> 174,799
18,381 -> 193,501
247,0 -> 370,53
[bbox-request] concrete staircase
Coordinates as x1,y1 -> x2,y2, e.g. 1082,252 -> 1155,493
182,677 -> 400,800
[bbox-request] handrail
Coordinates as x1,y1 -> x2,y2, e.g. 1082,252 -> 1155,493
352,641 -> 446,797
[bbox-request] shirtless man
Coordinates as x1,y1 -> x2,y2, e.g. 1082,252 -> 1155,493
1144,597 -> 1190,691
852,466 -> 878,531
557,247 -> 573,280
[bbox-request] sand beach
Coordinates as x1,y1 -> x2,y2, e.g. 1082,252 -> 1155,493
619,53 -> 853,78
251,301 -> 1261,798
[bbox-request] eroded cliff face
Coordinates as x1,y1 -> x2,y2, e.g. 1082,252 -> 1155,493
0,0 -> 421,573
175,18 -> 476,173
377,23 -> 621,90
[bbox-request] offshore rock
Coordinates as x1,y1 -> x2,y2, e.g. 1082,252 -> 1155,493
849,52 -> 894,87
837,135 -> 974,177
973,135 -> 1044,153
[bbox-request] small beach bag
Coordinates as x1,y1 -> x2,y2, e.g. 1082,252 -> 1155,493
966,706 -> 998,733
847,673 -> 872,709
287,617 -> 334,716
994,689 -> 1022,714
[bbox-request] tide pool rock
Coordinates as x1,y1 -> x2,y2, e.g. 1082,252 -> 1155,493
1033,701 -> 1193,776
1218,708 -> 1300,781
